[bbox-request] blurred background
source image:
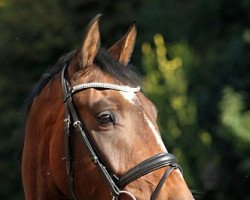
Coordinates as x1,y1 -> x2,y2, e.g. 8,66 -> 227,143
0,0 -> 249,199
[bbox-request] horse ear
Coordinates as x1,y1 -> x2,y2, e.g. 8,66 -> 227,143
108,21 -> 137,66
80,14 -> 102,68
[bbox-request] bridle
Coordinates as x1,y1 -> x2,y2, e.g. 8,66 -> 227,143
61,62 -> 182,200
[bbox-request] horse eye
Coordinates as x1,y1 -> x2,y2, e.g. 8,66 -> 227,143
97,113 -> 114,124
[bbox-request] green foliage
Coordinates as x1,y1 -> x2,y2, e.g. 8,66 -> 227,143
220,87 -> 250,142
141,32 -> 250,199
142,34 -> 196,138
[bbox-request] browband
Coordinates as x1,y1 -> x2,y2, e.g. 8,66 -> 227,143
72,82 -> 140,93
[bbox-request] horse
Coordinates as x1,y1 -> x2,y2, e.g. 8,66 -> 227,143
22,14 -> 194,200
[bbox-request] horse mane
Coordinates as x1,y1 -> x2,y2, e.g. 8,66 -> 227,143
23,48 -> 141,113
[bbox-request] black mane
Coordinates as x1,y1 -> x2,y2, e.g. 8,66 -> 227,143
24,48 -> 141,112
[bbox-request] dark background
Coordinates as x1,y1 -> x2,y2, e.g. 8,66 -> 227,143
0,0 -> 249,199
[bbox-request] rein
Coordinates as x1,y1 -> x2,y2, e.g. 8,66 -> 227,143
61,63 -> 182,200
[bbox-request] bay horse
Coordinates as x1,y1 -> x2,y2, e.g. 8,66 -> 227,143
22,14 -> 194,200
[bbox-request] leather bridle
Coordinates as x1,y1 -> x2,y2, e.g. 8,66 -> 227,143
61,63 -> 182,200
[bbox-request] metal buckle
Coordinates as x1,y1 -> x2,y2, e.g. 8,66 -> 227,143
73,120 -> 82,127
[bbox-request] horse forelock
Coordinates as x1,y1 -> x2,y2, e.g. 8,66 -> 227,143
94,48 -> 141,87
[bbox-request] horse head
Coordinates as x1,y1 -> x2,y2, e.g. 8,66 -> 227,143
22,14 -> 194,200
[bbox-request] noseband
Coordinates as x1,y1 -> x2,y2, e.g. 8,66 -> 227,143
61,63 -> 182,200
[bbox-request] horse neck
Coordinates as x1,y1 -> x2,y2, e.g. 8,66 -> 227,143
23,73 -> 68,196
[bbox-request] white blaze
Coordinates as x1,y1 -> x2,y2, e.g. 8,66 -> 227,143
144,114 -> 167,152
119,91 -> 136,104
